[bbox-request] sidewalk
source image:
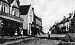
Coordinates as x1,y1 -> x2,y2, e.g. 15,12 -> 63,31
1,37 -> 36,45
0,35 -> 30,44
37,34 -> 48,37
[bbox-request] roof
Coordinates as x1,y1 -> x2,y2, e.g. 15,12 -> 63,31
20,5 -> 30,15
12,5 -> 19,9
59,18 -> 69,24
34,15 -> 42,22
0,0 -> 9,4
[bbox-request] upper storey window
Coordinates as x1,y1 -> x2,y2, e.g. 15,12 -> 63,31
12,8 -> 19,17
0,1 -> 9,13
0,1 -> 3,12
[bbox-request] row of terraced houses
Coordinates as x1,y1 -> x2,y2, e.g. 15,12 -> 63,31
49,11 -> 75,34
0,0 -> 42,37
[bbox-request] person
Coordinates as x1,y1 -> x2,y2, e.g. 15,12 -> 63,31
21,30 -> 23,38
48,31 -> 51,37
14,30 -> 18,39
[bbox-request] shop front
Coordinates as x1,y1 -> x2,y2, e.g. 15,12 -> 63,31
0,18 -> 23,37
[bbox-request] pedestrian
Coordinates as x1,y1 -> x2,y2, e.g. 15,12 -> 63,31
21,30 -> 23,38
48,31 -> 51,37
14,30 -> 18,39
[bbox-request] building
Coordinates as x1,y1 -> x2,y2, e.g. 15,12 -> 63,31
70,11 -> 75,33
51,12 -> 74,34
31,9 -> 42,36
0,0 -> 23,37
20,4 -> 34,35
20,5 -> 42,36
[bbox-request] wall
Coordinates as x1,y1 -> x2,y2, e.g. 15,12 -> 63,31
20,15 -> 28,29
28,6 -> 34,24
0,1 -> 9,14
11,0 -> 20,17
27,6 -> 34,35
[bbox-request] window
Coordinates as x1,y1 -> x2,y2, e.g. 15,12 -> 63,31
0,1 -> 2,5
36,19 -> 37,24
12,8 -> 15,15
5,3 -> 9,13
2,2 -> 5,12
0,5 -> 2,11
0,1 -> 2,11
29,23 -> 31,31
13,8 -> 19,17
15,9 -> 19,17
30,15 -> 32,21
0,19 -> 3,28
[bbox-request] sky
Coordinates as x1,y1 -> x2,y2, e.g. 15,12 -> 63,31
19,0 -> 75,33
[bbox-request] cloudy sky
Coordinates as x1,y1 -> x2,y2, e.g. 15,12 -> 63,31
20,0 -> 75,33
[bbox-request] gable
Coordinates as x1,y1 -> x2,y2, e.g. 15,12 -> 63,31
11,0 -> 19,8
7,0 -> 14,4
28,5 -> 33,15
20,5 -> 30,15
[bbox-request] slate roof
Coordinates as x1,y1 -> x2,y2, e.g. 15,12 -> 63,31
20,5 -> 30,15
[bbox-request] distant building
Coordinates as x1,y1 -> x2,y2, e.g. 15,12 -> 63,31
31,8 -> 42,36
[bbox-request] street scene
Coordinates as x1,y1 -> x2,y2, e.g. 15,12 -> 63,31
0,0 -> 75,45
